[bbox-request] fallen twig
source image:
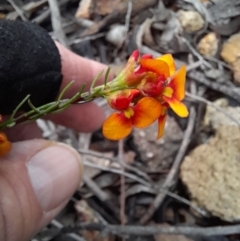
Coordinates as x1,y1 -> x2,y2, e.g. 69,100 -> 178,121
188,71 -> 240,103
50,219 -> 86,241
37,222 -> 240,238
69,33 -> 106,45
79,149 -> 153,183
118,140 -> 127,226
79,149 -> 116,161
7,0 -> 28,21
125,0 -> 133,34
179,36 -> 212,68
186,92 -> 240,127
140,106 -> 197,224
113,0 -> 133,57
48,0 -> 69,48
83,159 -> 206,217
83,159 -> 151,187
136,17 -> 156,50
78,134 -> 110,202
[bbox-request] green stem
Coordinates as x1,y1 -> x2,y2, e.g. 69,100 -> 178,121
0,73 -> 132,131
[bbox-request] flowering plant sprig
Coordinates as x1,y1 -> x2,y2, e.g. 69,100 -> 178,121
0,50 -> 189,157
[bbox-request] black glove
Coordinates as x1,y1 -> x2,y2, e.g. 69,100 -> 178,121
0,19 -> 63,115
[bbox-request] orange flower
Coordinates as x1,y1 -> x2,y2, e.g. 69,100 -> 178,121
140,55 -> 171,78
161,65 -> 188,117
137,73 -> 165,97
0,132 -> 11,157
102,51 -> 188,141
108,50 -> 145,88
103,97 -> 162,140
138,53 -> 188,139
157,103 -> 169,139
106,89 -> 140,111
140,54 -> 189,118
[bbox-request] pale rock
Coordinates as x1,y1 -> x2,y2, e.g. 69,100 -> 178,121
221,33 -> 240,63
232,58 -> 240,84
75,0 -> 92,19
178,10 -> 204,33
106,24 -> 126,46
220,33 -> 240,84
203,98 -> 240,130
180,126 -> 240,221
197,32 -> 219,57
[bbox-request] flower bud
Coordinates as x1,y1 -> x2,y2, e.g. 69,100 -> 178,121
106,89 -> 140,111
0,132 -> 12,157
109,50 -> 146,88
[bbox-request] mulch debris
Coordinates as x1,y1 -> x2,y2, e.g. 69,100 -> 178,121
1,0 -> 240,240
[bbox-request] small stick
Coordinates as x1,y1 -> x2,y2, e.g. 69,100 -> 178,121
186,92 -> 240,127
38,222 -> 240,238
140,107 -> 197,224
48,0 -> 69,48
83,159 -> 206,217
7,0 -> 28,21
118,140 -> 127,227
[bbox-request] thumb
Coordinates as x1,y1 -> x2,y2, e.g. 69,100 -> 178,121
0,139 -> 83,241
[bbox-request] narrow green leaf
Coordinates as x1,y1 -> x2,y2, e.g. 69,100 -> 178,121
90,70 -> 103,90
10,94 -> 30,120
28,99 -> 42,114
104,67 -> 111,86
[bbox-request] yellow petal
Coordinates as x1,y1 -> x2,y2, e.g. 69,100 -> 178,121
140,59 -> 170,78
163,96 -> 189,117
157,114 -> 167,139
169,65 -> 186,101
102,113 -> 132,140
132,97 -> 162,128
156,54 -> 176,76
162,87 -> 173,98
123,107 -> 134,118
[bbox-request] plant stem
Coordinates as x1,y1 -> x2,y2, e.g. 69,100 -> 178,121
0,78 -> 132,131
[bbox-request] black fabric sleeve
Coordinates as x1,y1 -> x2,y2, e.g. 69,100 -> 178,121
0,19 -> 63,115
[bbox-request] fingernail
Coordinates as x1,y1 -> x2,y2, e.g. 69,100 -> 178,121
27,145 -> 82,211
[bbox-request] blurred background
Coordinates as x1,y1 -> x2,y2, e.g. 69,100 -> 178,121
1,0 -> 240,241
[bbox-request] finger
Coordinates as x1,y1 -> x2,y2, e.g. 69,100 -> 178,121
47,102 -> 105,132
56,42 -> 112,97
4,121 -> 42,142
0,139 -> 83,241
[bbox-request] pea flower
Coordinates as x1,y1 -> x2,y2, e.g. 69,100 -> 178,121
0,49 -> 189,157
108,50 -> 144,88
0,132 -> 11,157
102,51 -> 189,140
139,54 -> 188,116
157,103 -> 168,139
102,90 -> 162,140
106,89 -> 140,111
138,53 -> 189,138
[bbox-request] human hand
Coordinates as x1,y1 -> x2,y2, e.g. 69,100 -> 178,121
0,42 -> 108,241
